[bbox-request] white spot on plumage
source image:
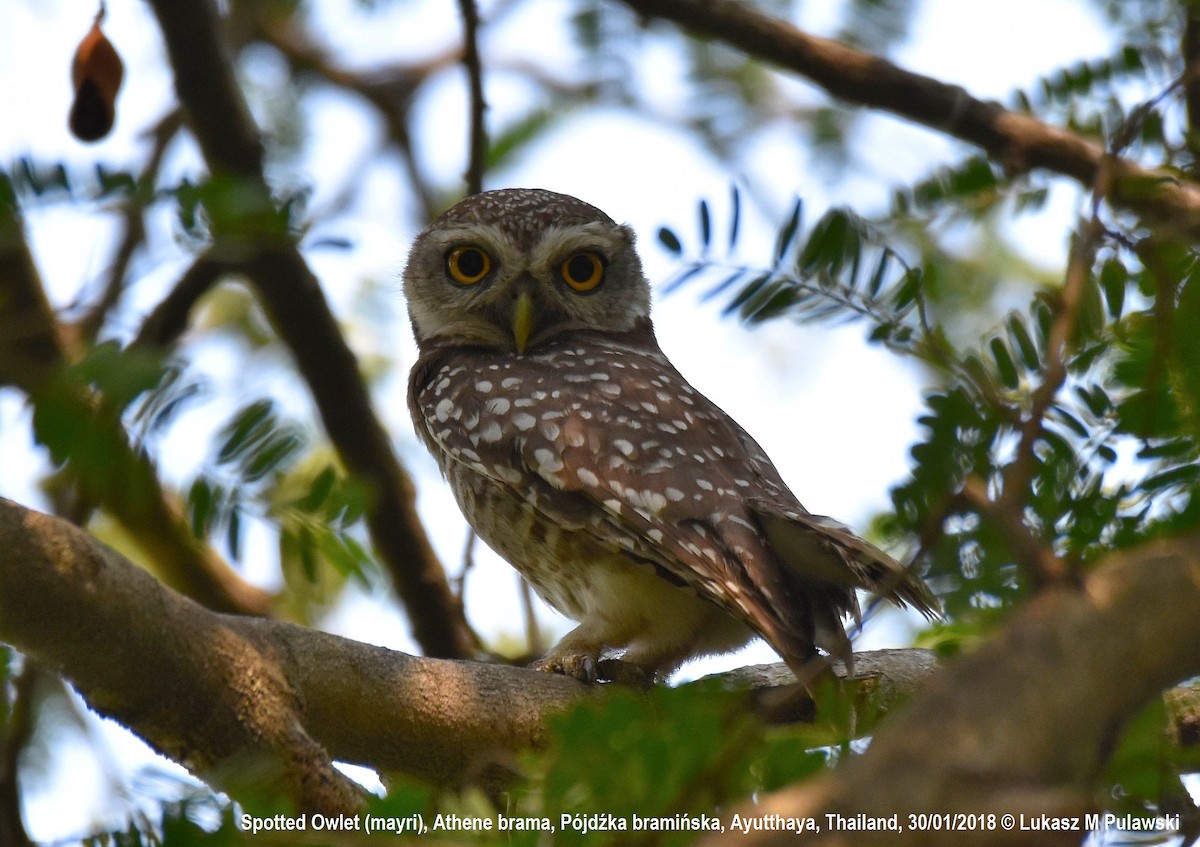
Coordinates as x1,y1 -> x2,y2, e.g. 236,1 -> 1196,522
435,398 -> 454,423
727,514 -> 758,531
494,465 -> 523,485
696,479 -> 713,490
480,421 -> 503,443
533,448 -> 563,474
476,380 -> 494,392
486,397 -> 511,415
513,412 -> 537,431
501,377 -> 522,389
541,421 -> 561,440
665,487 -> 684,502
577,468 -> 599,487
614,439 -> 635,457
658,422 -> 678,434
640,401 -> 658,414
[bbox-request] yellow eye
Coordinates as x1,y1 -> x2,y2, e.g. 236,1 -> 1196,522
446,246 -> 492,286
560,251 -> 605,293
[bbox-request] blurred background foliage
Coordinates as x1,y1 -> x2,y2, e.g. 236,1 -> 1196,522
3,0 -> 1200,843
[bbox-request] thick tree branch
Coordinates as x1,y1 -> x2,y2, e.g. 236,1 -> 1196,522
0,499 -> 363,813
619,0 -> 1200,237
701,537 -> 1200,847
144,0 -> 478,658
0,497 -> 580,792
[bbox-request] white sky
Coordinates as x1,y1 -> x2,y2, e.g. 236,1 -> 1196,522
0,0 -> 1138,839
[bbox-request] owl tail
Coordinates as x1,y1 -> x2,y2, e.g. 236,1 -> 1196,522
752,505 -> 941,623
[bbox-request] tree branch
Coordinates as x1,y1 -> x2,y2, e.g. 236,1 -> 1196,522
457,0 -> 488,196
0,497 -> 581,794
619,0 -> 1200,237
700,536 -> 1200,846
1184,1 -> 1200,170
143,0 -> 478,658
0,499 -> 943,792
0,498 -> 363,813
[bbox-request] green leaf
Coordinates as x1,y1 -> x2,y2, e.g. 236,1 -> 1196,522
657,227 -> 682,255
1007,313 -> 1041,370
226,503 -> 242,561
486,109 -> 557,173
727,184 -> 741,250
1142,464 -> 1200,492
1173,264 -> 1200,439
989,338 -> 1019,389
216,400 -> 275,465
773,199 -> 803,262
1099,258 -> 1127,319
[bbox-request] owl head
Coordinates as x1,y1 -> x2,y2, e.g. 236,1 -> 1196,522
403,189 -> 652,354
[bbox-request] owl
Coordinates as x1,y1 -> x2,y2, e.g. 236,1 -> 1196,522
404,188 -> 936,683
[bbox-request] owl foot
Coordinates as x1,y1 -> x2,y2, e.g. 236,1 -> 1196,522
532,651 -> 599,684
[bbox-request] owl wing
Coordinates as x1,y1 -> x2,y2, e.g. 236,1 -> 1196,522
497,343 -> 934,667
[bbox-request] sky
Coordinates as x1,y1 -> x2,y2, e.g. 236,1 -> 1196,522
0,0 -> 1142,840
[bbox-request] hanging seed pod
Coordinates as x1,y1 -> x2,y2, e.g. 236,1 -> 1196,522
69,6 -> 124,142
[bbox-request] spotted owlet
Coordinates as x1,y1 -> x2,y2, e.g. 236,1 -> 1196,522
405,188 -> 936,683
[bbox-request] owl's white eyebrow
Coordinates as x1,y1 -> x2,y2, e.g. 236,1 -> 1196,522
423,224 -> 512,250
530,223 -> 627,260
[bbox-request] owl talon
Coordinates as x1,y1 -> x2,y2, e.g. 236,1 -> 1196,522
532,652 -> 599,684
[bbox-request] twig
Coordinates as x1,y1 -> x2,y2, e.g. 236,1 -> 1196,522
962,476 -> 1071,588
131,250 -> 227,349
998,213 -> 1104,514
457,0 -> 488,196
74,110 -> 184,345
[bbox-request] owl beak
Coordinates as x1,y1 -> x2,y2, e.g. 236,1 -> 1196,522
512,291 -> 535,354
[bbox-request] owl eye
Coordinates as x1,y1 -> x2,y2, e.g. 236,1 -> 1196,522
446,246 -> 492,286
560,251 -> 606,293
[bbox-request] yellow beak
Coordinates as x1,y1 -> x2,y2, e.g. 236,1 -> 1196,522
512,291 -> 535,354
